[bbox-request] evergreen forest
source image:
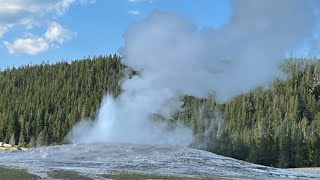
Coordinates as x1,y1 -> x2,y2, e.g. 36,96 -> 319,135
1,54 -> 320,168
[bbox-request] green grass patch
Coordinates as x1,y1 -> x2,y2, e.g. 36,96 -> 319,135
102,171 -> 227,179
0,166 -> 231,180
48,170 -> 92,180
0,166 -> 40,180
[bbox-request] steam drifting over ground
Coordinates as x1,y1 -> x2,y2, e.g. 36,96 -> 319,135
67,0 -> 320,145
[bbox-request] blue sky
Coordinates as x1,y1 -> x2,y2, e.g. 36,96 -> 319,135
0,0 -> 232,68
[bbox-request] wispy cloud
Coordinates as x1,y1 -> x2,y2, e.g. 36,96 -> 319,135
127,0 -> 152,16
128,10 -> 140,16
128,0 -> 153,4
0,26 -> 9,38
45,22 -> 75,44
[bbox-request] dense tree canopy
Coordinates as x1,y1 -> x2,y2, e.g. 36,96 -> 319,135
0,55 -> 319,168
0,54 -> 124,147
177,58 -> 320,168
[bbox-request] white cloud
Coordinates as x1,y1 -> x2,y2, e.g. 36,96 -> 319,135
0,0 -> 92,55
4,38 -> 48,55
45,22 -> 75,44
128,10 -> 140,16
3,22 -> 74,55
0,1 -> 74,25
0,0 -> 94,39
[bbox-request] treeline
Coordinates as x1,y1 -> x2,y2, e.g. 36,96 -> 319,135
175,59 -> 320,168
0,54 -> 124,147
0,55 -> 320,168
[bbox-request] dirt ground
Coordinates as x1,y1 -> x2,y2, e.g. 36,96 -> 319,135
0,142 -> 28,152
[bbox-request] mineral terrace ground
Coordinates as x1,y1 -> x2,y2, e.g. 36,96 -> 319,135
0,143 -> 319,179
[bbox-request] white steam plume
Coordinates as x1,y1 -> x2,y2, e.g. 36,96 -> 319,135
67,0 -> 319,145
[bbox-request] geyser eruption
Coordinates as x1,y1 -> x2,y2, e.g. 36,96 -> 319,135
68,0 -> 319,145
68,94 -> 193,145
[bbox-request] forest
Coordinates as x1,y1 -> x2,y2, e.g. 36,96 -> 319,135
0,54 -> 320,168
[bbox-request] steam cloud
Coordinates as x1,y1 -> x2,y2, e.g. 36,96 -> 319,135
67,0 -> 319,146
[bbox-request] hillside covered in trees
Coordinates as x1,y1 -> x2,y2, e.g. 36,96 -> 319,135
0,55 -> 320,168
0,54 -> 124,147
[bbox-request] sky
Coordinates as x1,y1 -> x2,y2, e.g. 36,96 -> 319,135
0,0 -> 232,68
